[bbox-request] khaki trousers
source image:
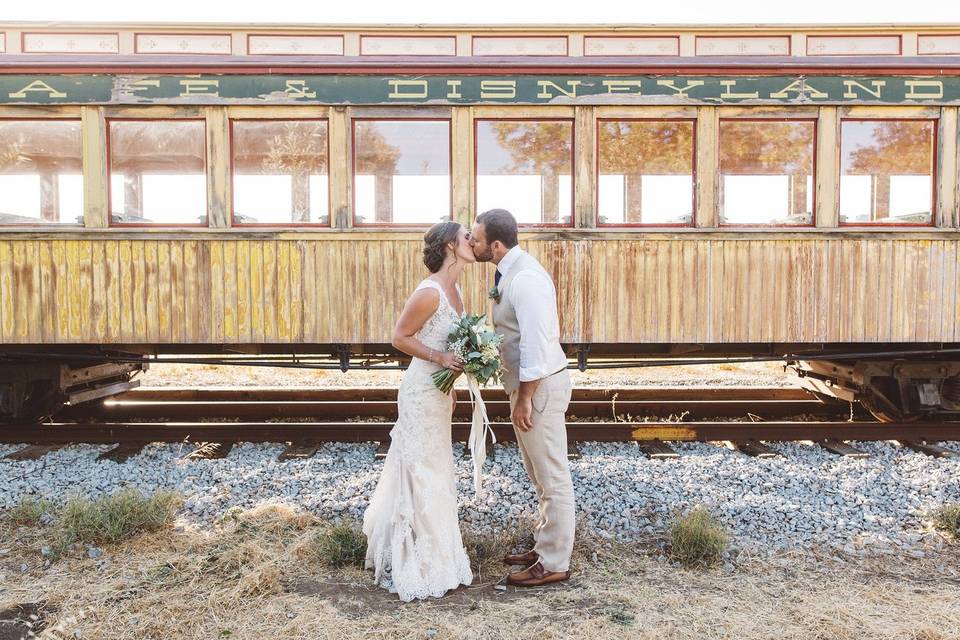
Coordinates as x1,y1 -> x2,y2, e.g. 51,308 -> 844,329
509,369 -> 575,572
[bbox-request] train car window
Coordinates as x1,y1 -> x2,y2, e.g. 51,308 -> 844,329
597,119 -> 695,226
839,119 -> 935,226
352,119 -> 451,226
231,120 -> 329,226
0,120 -> 83,225
718,120 -> 815,226
108,120 -> 207,226
475,120 -> 574,226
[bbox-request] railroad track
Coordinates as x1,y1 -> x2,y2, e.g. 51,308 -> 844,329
2,387 -> 958,462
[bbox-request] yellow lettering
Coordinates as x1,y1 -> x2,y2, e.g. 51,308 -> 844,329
178,79 -> 219,97
905,80 -> 943,99
655,79 -> 705,97
129,80 -> 161,93
536,80 -> 582,99
480,80 -> 516,100
769,79 -> 829,100
387,79 -> 428,99
284,79 -> 316,99
8,79 -> 67,99
446,80 -> 463,99
841,80 -> 886,99
719,80 -> 759,100
602,80 -> 643,94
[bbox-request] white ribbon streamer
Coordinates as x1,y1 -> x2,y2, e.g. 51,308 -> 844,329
466,375 -> 496,493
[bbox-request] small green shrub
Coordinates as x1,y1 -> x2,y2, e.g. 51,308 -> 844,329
933,504 -> 960,538
310,522 -> 367,569
668,507 -> 730,568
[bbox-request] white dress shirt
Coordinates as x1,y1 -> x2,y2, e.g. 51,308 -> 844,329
497,246 -> 568,383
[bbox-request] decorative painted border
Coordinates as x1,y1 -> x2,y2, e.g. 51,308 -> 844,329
471,35 -> 569,57
246,34 -> 344,56
695,35 -> 791,56
134,33 -> 232,55
21,32 -> 119,54
918,34 -> 960,55
360,35 -> 457,56
583,36 -> 680,57
806,34 -> 902,56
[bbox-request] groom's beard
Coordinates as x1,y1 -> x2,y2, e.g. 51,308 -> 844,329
473,247 -> 494,263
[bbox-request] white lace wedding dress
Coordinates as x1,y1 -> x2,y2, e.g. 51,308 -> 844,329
362,279 -> 474,601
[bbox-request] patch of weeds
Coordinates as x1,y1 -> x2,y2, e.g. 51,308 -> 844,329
5,497 -> 55,526
606,606 -> 636,626
933,504 -> 960,538
668,507 -> 729,568
60,488 -> 183,546
309,522 -> 367,569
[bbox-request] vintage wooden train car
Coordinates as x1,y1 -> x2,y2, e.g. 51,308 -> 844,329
0,23 -> 958,422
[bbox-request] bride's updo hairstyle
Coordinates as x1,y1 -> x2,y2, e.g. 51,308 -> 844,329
422,220 -> 461,273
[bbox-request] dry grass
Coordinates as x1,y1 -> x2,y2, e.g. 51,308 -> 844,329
1,503 -> 959,639
668,508 -> 730,568
4,497 -> 55,526
934,504 -> 960,538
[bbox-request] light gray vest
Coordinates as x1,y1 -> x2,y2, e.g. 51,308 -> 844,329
491,251 -> 556,394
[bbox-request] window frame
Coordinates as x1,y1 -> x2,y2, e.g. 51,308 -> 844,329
105,117 -> 209,228
717,117 -> 819,228
0,116 -> 85,227
837,116 -> 939,228
229,117 -> 332,228
594,117 -> 698,228
350,116 -> 454,228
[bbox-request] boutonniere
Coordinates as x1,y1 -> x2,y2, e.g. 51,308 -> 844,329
488,286 -> 501,303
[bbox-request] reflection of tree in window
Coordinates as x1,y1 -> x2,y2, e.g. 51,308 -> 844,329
233,121 -> 328,223
598,121 -> 693,223
353,124 -> 400,222
842,121 -> 932,222
719,121 -> 814,224
0,122 -> 82,224
487,122 -> 572,223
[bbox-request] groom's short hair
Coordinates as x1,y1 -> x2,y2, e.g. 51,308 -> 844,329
476,209 -> 518,248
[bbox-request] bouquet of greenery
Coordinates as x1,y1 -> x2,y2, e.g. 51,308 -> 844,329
431,313 -> 504,393
431,313 -> 504,493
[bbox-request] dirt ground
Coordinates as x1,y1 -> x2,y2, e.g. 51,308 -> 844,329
136,360 -> 795,389
1,505 -> 958,640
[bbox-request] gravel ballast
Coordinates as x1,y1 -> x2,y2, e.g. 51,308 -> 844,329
1,439 -> 957,556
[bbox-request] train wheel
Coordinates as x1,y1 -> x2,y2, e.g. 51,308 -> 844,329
860,395 -> 919,423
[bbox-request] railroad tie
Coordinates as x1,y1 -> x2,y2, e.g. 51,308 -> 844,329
97,442 -> 148,463
729,440 -> 782,458
279,442 -> 323,461
4,445 -> 63,461
897,440 -> 956,458
818,439 -> 870,458
637,440 -> 680,459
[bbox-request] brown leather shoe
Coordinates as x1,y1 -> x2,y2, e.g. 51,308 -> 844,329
502,549 -> 539,566
506,561 -> 571,587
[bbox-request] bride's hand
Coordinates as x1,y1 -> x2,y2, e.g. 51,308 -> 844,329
436,351 -> 464,372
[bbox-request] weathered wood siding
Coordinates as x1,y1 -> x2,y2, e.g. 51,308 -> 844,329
0,238 -> 957,345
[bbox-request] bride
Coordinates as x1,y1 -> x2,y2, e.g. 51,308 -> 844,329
362,220 -> 476,601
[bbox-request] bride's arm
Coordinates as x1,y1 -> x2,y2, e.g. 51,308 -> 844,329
392,289 -> 463,372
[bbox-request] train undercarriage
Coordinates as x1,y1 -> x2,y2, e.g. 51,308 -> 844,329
0,343 -> 958,424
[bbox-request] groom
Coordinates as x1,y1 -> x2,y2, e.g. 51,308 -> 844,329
470,208 -> 575,587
